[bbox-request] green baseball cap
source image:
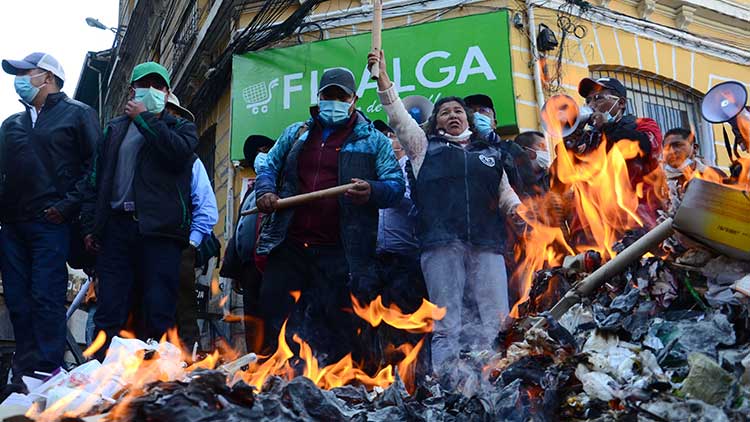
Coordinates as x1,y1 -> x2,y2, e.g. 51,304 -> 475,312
130,61 -> 171,88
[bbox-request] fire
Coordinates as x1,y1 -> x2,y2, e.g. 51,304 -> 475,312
210,278 -> 220,296
351,294 -> 446,333
233,316 -> 425,393
82,331 -> 106,358
292,333 -> 400,390
290,290 -> 301,302
511,135 -> 652,317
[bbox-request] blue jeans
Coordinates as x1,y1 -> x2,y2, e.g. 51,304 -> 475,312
0,220 -> 70,378
94,214 -> 182,357
421,241 -> 509,370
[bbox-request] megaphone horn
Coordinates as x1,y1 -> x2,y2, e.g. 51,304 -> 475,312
540,94 -> 592,138
402,95 -> 434,126
701,81 -> 748,124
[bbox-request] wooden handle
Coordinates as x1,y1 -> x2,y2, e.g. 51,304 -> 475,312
370,0 -> 382,80
241,183 -> 357,216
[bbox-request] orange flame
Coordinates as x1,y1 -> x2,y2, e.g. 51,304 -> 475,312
83,331 -> 107,358
511,135 -> 651,317
351,295 -> 446,333
290,290 -> 301,303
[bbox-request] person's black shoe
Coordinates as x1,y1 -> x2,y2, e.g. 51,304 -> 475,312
0,380 -> 28,402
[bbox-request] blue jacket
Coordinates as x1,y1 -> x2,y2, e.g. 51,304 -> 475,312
255,111 -> 405,277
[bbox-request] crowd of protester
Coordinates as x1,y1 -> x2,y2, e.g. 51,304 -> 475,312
0,48 -> 724,393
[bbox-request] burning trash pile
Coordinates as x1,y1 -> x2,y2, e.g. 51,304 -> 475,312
3,93 -> 749,421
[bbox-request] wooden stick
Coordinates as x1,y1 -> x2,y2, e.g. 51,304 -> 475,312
240,183 -> 357,216
370,0 -> 382,80
527,218 -> 675,332
547,217 -> 675,320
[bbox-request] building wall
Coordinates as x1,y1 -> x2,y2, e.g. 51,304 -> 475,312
111,0 -> 749,241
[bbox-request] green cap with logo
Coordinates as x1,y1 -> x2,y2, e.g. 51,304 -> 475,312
130,62 -> 171,89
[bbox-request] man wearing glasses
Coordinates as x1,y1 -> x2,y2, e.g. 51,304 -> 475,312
575,77 -> 664,226
80,62 -> 198,356
579,77 -> 662,164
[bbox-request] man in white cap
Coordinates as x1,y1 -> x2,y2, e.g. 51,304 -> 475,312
0,52 -> 99,389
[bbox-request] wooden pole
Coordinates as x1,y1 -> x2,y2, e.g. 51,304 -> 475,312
547,217 -> 675,320
240,183 -> 357,216
370,0 -> 382,80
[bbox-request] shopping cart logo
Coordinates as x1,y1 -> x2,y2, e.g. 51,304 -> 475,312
242,78 -> 280,115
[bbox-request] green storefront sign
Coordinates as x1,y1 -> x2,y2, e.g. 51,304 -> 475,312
230,11 -> 516,160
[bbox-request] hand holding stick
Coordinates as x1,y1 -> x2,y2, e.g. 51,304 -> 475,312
370,0 -> 383,80
243,183 -> 357,216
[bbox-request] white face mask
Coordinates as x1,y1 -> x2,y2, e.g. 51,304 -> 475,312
664,157 -> 693,174
440,128 -> 473,144
535,150 -> 550,169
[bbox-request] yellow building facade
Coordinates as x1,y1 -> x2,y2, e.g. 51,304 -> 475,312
109,0 -> 749,242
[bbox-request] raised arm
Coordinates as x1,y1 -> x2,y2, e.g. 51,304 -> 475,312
368,50 -> 428,177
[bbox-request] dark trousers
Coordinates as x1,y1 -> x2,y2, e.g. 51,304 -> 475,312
175,247 -> 199,348
94,214 -> 182,356
259,240 -> 353,366
370,251 -> 431,377
239,263 -> 264,353
0,220 -> 70,378
377,251 -> 426,313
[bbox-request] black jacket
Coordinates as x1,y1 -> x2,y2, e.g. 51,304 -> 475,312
81,111 -> 198,243
413,136 -> 507,253
0,93 -> 99,223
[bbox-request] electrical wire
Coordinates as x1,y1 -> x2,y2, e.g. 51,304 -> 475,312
187,0 -> 328,119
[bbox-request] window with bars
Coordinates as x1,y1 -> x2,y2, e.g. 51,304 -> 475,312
172,1 -> 200,73
590,68 -> 713,163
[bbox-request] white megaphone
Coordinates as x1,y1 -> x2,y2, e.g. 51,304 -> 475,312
701,81 -> 749,124
540,94 -> 594,138
402,95 -> 434,126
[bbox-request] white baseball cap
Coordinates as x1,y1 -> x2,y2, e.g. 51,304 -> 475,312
2,52 -> 66,83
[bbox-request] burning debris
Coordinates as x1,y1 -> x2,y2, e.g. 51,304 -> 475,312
3,176 -> 749,422
3,82 -> 749,422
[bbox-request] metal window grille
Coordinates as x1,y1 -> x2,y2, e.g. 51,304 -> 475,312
172,1 -> 200,73
590,68 -> 711,161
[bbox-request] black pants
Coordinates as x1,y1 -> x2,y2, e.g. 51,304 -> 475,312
239,262 -> 264,353
175,247 -> 200,348
368,251 -> 431,377
259,240 -> 353,366
94,214 -> 182,357
377,251 -> 426,313
0,220 -> 70,378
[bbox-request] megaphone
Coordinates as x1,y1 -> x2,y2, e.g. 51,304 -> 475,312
402,95 -> 434,126
701,81 -> 748,124
540,94 -> 594,138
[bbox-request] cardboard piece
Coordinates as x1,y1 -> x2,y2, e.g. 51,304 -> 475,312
673,179 -> 750,261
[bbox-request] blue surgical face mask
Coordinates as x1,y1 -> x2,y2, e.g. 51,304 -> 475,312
254,152 -> 268,174
318,100 -> 352,126
473,112 -> 493,136
134,87 -> 167,114
14,73 -> 46,103
605,99 -> 621,123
